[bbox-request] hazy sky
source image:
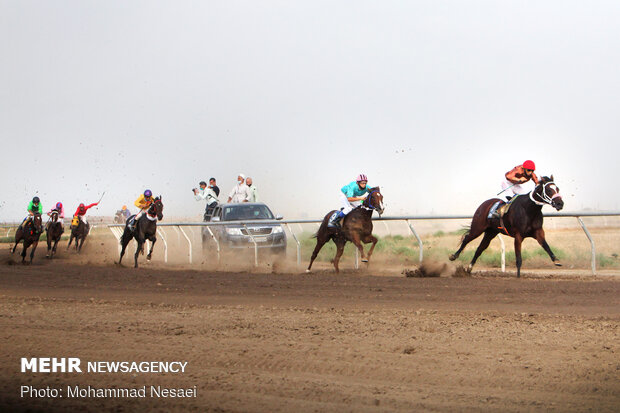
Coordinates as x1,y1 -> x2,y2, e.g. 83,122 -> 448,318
1,1 -> 619,221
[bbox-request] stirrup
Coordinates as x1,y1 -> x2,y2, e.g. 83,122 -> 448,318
327,212 -> 341,228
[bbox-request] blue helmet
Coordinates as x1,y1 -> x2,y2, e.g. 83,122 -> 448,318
144,189 -> 152,197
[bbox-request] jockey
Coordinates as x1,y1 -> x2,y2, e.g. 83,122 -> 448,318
491,160 -> 539,219
121,205 -> 131,219
72,201 -> 99,226
20,196 -> 43,229
328,174 -> 371,229
129,189 -> 154,230
46,202 -> 64,229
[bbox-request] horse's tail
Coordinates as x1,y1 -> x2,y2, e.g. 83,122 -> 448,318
458,223 -> 471,244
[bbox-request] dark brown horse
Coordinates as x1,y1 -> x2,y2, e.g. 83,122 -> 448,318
67,216 -> 90,253
449,176 -> 564,277
118,196 -> 164,268
12,213 -> 43,264
46,210 -> 64,258
307,187 -> 384,273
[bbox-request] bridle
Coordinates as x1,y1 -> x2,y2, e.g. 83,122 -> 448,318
146,199 -> 161,220
362,189 -> 381,211
529,181 -> 561,206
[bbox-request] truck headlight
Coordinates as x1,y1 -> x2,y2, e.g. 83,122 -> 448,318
225,228 -> 243,235
272,226 -> 284,234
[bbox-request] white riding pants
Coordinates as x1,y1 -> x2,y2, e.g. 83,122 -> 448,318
340,193 -> 361,215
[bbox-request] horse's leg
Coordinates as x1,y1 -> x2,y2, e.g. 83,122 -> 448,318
29,240 -> 39,263
450,218 -> 488,261
362,234 -> 378,262
348,232 -> 368,262
21,241 -> 30,264
514,234 -> 524,278
146,235 -> 156,261
534,228 -> 561,267
77,234 -> 85,253
51,237 -> 59,258
46,233 -> 52,258
332,238 -> 346,273
134,237 -> 144,268
118,236 -> 129,266
307,234 -> 329,272
468,229 -> 499,273
12,231 -> 23,254
67,233 -> 73,250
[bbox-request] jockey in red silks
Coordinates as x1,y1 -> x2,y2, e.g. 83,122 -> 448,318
490,160 -> 539,219
72,201 -> 99,226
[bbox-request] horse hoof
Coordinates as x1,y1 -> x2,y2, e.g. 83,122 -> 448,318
554,261 -> 562,267
305,269 -> 311,273
449,254 -> 457,261
361,259 -> 369,263
466,264 -> 473,274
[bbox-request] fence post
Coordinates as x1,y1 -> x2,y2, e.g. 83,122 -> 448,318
497,234 -> 506,273
577,217 -> 596,275
243,224 -> 259,267
157,228 -> 168,263
178,226 -> 192,264
286,223 -> 301,267
405,219 -> 423,263
205,225 -> 220,263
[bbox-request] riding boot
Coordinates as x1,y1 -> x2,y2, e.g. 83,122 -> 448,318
327,211 -> 345,229
490,204 -> 506,220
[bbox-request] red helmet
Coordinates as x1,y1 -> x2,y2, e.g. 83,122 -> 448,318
79,203 -> 85,208
522,160 -> 536,170
56,202 -> 62,209
355,174 -> 368,182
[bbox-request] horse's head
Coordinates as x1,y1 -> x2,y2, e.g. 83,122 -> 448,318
533,175 -> 563,211
50,211 -> 59,222
151,196 -> 164,221
32,213 -> 43,233
363,187 -> 385,216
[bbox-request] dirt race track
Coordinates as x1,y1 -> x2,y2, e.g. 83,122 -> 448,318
1,254 -> 619,412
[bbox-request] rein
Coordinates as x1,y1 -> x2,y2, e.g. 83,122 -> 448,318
362,189 -> 379,211
529,182 -> 561,206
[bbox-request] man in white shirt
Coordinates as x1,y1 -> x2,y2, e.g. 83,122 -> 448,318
246,177 -> 259,202
227,174 -> 251,203
193,180 -> 219,221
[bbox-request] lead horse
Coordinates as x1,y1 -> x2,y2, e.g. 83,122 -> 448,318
118,197 -> 164,268
449,176 -> 564,277
12,213 -> 43,264
307,187 -> 384,273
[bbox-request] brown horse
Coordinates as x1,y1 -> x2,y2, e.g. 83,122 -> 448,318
67,216 -> 90,253
118,196 -> 164,268
307,187 -> 384,273
12,213 -> 43,264
449,176 -> 564,277
46,210 -> 64,258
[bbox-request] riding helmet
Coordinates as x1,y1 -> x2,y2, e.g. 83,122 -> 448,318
523,160 -> 536,170
32,196 -> 40,203
79,203 -> 85,208
56,202 -> 62,209
144,189 -> 152,197
355,174 -> 368,182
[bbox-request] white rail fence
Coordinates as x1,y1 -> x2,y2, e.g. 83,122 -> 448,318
105,212 -> 620,275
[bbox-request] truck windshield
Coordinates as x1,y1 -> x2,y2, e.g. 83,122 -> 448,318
222,205 -> 275,221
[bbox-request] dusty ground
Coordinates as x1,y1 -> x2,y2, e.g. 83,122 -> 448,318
0,247 -> 619,412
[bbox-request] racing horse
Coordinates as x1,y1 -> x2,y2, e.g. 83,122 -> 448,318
12,213 -> 43,264
307,187 -> 384,273
118,196 -> 164,268
67,215 -> 90,253
46,210 -> 64,258
449,176 -> 564,277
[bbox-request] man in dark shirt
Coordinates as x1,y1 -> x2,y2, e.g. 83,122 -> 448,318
209,178 -> 220,197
